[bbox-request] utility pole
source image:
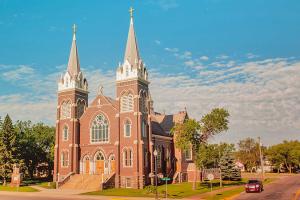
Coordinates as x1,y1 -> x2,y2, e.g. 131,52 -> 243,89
258,137 -> 264,181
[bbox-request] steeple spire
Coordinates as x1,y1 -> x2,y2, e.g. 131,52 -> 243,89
124,7 -> 140,66
67,24 -> 80,77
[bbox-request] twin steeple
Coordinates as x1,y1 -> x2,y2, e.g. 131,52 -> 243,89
59,7 -> 148,92
117,7 -> 148,82
58,24 -> 88,92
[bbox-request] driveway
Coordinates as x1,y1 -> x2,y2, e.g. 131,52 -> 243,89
234,174 -> 300,200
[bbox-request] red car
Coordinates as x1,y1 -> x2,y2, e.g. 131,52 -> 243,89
245,179 -> 264,193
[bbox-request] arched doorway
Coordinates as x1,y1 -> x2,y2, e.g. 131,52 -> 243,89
94,151 -> 105,175
109,155 -> 115,174
83,156 -> 90,174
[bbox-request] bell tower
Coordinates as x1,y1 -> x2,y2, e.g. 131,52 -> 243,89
54,25 -> 88,181
116,7 -> 151,188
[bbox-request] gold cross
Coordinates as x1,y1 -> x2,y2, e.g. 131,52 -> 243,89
73,24 -> 77,34
129,7 -> 134,18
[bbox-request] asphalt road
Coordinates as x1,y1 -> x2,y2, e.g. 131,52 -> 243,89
235,174 -> 300,200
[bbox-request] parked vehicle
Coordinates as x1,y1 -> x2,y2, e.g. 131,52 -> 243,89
245,179 -> 263,193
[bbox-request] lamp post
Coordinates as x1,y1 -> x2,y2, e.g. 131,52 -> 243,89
153,149 -> 158,200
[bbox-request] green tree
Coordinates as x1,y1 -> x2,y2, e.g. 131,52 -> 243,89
172,108 -> 230,189
196,143 -> 235,169
0,114 -> 17,185
15,121 -> 55,179
0,116 -> 3,130
220,150 -> 241,180
267,140 -> 300,173
236,138 -> 260,172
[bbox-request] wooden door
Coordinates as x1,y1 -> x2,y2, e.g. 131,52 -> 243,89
85,160 -> 90,174
95,160 -> 104,175
110,160 -> 115,174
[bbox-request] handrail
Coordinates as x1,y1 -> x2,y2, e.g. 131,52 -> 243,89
57,172 -> 75,188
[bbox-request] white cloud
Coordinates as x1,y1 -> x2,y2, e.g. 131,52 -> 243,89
200,56 -> 209,61
246,53 -> 259,59
2,65 -> 34,81
1,57 -> 300,145
217,55 -> 229,60
164,47 -> 179,52
155,40 -> 161,45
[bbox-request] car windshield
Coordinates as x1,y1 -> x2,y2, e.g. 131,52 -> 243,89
248,180 -> 259,184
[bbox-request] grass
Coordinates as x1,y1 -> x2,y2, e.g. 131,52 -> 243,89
0,185 -> 39,192
83,180 -> 248,199
38,182 -> 56,189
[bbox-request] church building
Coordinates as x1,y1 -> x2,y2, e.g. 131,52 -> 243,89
54,8 -> 196,190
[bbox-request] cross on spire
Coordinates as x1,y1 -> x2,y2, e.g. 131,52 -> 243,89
129,7 -> 134,18
73,24 -> 77,35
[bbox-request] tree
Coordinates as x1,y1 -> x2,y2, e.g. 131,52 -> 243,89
267,140 -> 300,173
15,121 -> 55,179
0,116 -> 3,130
236,138 -> 260,172
220,150 -> 241,180
172,108 -> 230,189
196,143 -> 235,169
0,114 -> 17,185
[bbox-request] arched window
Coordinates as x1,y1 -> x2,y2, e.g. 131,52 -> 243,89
121,93 -> 134,112
184,149 -> 192,161
91,114 -> 109,143
141,120 -> 147,137
61,151 -> 69,167
123,148 -> 133,167
63,125 -> 68,141
124,120 -> 131,137
157,147 -> 162,169
95,152 -> 105,161
61,101 -> 71,119
77,100 -> 85,118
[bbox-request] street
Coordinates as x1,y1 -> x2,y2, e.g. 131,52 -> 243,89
234,174 -> 300,200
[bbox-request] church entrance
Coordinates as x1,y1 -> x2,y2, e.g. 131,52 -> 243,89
84,156 -> 90,174
95,152 -> 105,175
109,155 -> 115,174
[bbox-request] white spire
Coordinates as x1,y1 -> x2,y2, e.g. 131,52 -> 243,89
124,7 -> 140,67
58,24 -> 88,92
67,24 -> 80,78
116,7 -> 148,83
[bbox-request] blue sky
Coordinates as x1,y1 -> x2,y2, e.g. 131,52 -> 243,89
0,0 -> 300,145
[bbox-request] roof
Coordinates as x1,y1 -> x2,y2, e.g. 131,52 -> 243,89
151,111 -> 188,137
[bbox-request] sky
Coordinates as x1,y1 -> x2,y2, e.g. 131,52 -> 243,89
0,0 -> 300,146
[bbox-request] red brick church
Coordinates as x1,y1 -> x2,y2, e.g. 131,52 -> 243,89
54,8 -> 196,190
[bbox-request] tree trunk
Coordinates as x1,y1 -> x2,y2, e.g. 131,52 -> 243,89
3,178 -> 6,186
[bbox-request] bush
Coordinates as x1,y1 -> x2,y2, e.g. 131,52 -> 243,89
145,185 -> 156,194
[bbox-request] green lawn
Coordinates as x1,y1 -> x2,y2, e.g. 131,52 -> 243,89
38,182 -> 56,189
0,185 -> 39,192
84,180 -> 248,199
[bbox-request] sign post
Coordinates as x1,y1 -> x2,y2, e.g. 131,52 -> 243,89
161,177 -> 171,200
207,173 -> 214,192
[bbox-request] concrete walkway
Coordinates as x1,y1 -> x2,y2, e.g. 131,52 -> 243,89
0,187 -> 155,200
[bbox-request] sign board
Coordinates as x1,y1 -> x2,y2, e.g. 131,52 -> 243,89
161,177 -> 171,181
207,173 -> 214,181
202,168 -> 220,180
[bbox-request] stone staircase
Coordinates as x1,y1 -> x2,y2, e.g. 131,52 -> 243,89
59,174 -> 103,191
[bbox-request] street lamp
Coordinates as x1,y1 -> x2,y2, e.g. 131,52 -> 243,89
153,149 -> 158,200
